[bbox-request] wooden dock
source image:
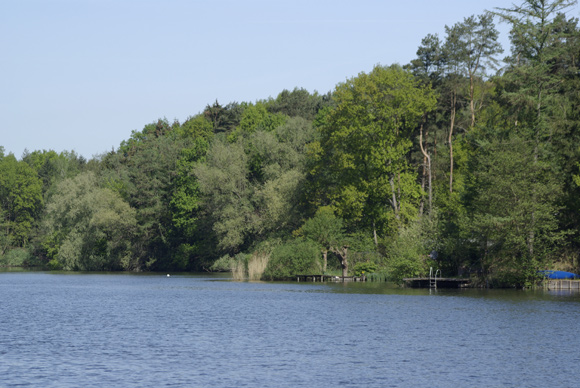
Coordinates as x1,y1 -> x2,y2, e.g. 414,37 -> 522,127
403,277 -> 471,288
546,279 -> 580,290
296,274 -> 366,282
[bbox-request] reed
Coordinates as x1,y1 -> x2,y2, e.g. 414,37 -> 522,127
366,271 -> 389,282
231,259 -> 247,280
230,252 -> 269,281
248,252 -> 269,281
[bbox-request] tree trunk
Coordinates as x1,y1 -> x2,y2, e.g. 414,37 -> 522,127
420,154 -> 426,216
449,91 -> 456,194
397,172 -> 401,214
335,246 -> 349,278
418,120 -> 432,215
322,250 -> 328,273
529,88 -> 542,260
469,73 -> 475,128
389,175 -> 399,220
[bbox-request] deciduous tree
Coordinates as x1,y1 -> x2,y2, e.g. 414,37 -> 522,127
315,64 -> 436,238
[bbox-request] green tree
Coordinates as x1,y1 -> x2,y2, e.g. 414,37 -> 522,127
194,117 -> 316,255
262,239 -> 322,280
228,102 -> 288,142
314,64 -> 436,239
408,34 -> 446,217
298,207 -> 346,272
267,87 -> 331,121
203,101 -> 245,134
22,149 -> 86,198
408,33 -> 444,85
385,215 -> 440,283
0,155 -> 43,247
194,139 -> 255,253
169,137 -> 210,269
468,133 -> 564,286
103,121 -> 186,270
444,13 -> 503,128
441,14 -> 502,194
175,114 -> 213,141
42,172 -> 136,270
492,0 -> 577,262
493,0 -> 577,140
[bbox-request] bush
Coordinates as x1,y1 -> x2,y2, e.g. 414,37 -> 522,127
210,254 -> 236,272
353,261 -> 378,276
0,248 -> 31,267
47,258 -> 63,270
262,239 -> 321,280
384,220 -> 433,283
366,270 -> 389,282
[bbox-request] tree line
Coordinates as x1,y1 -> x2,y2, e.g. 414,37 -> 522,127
2,0 -> 579,287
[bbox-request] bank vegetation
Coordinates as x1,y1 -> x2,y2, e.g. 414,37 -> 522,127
2,1 -> 580,288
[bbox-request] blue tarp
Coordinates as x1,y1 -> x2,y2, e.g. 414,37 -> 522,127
538,270 -> 579,279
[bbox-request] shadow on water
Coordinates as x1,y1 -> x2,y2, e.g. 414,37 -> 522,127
0,266 -> 45,272
216,272 -> 580,302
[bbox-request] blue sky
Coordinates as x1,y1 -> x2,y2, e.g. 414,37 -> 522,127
2,1 -> 578,159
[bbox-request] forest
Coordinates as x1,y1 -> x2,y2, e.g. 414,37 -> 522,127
2,1 -> 580,287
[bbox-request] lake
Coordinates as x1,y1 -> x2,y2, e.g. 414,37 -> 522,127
1,272 -> 579,387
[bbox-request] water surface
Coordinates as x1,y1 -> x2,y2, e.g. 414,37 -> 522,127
1,272 -> 579,387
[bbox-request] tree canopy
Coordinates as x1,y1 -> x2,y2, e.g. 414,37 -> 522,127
3,1 -> 580,287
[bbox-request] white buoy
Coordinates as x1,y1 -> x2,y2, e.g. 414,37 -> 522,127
167,274 -> 170,277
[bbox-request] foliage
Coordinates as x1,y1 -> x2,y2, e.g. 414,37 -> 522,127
194,139 -> 255,252
467,133 -> 565,286
168,138 -> 208,269
42,172 -> 137,271
6,5 -> 580,284
314,64 -> 436,236
0,154 -> 43,248
298,207 -> 345,251
574,163 -> 580,187
228,102 -> 288,142
443,13 -> 503,127
384,217 -> 440,283
0,248 -> 31,267
195,117 -> 315,255
408,33 -> 444,84
210,254 -> 236,272
175,114 -> 213,141
352,261 -> 378,276
103,124 -> 189,270
262,239 -> 321,280
22,149 -> 87,197
267,88 -> 331,121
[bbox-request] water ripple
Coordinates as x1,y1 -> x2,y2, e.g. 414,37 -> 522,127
0,272 -> 579,387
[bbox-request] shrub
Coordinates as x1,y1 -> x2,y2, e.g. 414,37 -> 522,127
353,261 -> 378,276
210,254 -> 236,272
366,270 -> 389,282
262,239 -> 321,280
0,248 -> 31,267
47,258 -> 63,270
384,220 -> 433,283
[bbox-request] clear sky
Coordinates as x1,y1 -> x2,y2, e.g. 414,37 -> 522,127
2,1 -> 578,160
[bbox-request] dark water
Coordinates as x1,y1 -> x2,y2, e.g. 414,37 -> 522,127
1,272 -> 579,387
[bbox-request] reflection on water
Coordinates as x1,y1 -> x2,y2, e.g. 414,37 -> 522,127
1,272 -> 579,387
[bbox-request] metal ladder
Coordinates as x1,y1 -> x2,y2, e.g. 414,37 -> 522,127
429,267 -> 440,289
